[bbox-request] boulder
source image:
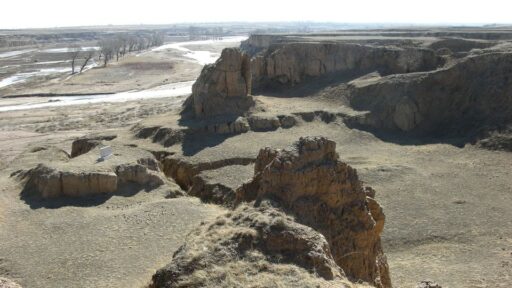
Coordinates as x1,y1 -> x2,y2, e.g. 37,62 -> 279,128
185,48 -> 255,118
278,115 -> 298,128
236,137 -> 391,287
248,115 -> 281,131
115,163 -> 165,189
205,116 -> 250,134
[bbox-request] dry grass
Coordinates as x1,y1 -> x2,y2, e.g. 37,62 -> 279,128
150,203 -> 371,288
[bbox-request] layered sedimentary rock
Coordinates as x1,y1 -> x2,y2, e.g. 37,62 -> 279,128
251,42 -> 440,89
17,159 -> 168,198
115,159 -> 164,189
237,137 -> 391,287
184,48 -> 254,118
17,164 -> 118,198
151,137 -> 390,288
348,52 -> 512,135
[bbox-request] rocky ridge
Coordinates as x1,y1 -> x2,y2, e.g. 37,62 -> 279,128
150,137 -> 391,288
250,42 -> 441,90
348,51 -> 512,136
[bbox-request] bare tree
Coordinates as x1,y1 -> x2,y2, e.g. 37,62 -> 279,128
151,31 -> 165,47
80,49 -> 95,73
69,45 -> 81,74
127,35 -> 137,52
98,38 -> 115,67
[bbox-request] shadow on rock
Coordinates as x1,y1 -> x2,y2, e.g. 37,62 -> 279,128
20,183 -> 152,209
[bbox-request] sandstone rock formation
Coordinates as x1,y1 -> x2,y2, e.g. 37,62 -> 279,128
115,161 -> 164,189
18,164 -> 118,198
236,137 -> 391,287
184,48 -> 255,118
71,134 -> 117,158
348,51 -> 512,135
151,137 -> 390,288
150,204 -> 366,288
251,42 -> 440,90
17,159 -> 168,198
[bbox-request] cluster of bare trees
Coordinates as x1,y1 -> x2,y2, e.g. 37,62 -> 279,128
68,31 -> 165,73
97,32 -> 165,67
0,36 -> 36,48
69,45 -> 96,74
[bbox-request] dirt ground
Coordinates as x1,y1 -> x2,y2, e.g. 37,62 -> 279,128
0,35 -> 511,288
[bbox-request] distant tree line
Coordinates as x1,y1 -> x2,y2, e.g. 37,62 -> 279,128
67,31 -> 165,74
0,37 -> 36,48
97,31 -> 165,67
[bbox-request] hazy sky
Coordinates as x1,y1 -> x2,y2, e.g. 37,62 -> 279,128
1,0 -> 511,29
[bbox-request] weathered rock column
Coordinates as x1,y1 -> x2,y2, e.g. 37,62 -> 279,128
185,47 -> 254,118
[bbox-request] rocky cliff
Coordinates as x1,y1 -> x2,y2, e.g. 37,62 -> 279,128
183,48 -> 254,118
348,51 -> 512,135
150,137 -> 391,288
251,42 -> 441,90
237,137 -> 391,287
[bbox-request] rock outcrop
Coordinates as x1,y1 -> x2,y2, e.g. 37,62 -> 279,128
236,137 -> 391,287
17,158 -> 168,198
184,48 -> 255,118
348,51 -> 512,135
251,42 -> 440,90
18,164 -> 118,198
477,131 -> 512,152
151,137 -> 390,288
150,204 -> 366,288
115,160 -> 164,189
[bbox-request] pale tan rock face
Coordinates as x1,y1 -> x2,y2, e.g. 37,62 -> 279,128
17,159 -> 167,198
237,137 -> 391,288
251,42 -> 439,90
18,164 -> 118,198
115,162 -> 164,189
186,48 -> 255,118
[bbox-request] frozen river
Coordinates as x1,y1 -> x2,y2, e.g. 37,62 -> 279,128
0,36 -> 247,112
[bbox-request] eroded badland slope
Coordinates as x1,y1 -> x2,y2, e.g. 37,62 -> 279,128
1,29 -> 512,287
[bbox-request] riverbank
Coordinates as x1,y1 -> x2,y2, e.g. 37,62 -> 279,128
0,37 -> 246,112
0,37 -> 246,98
